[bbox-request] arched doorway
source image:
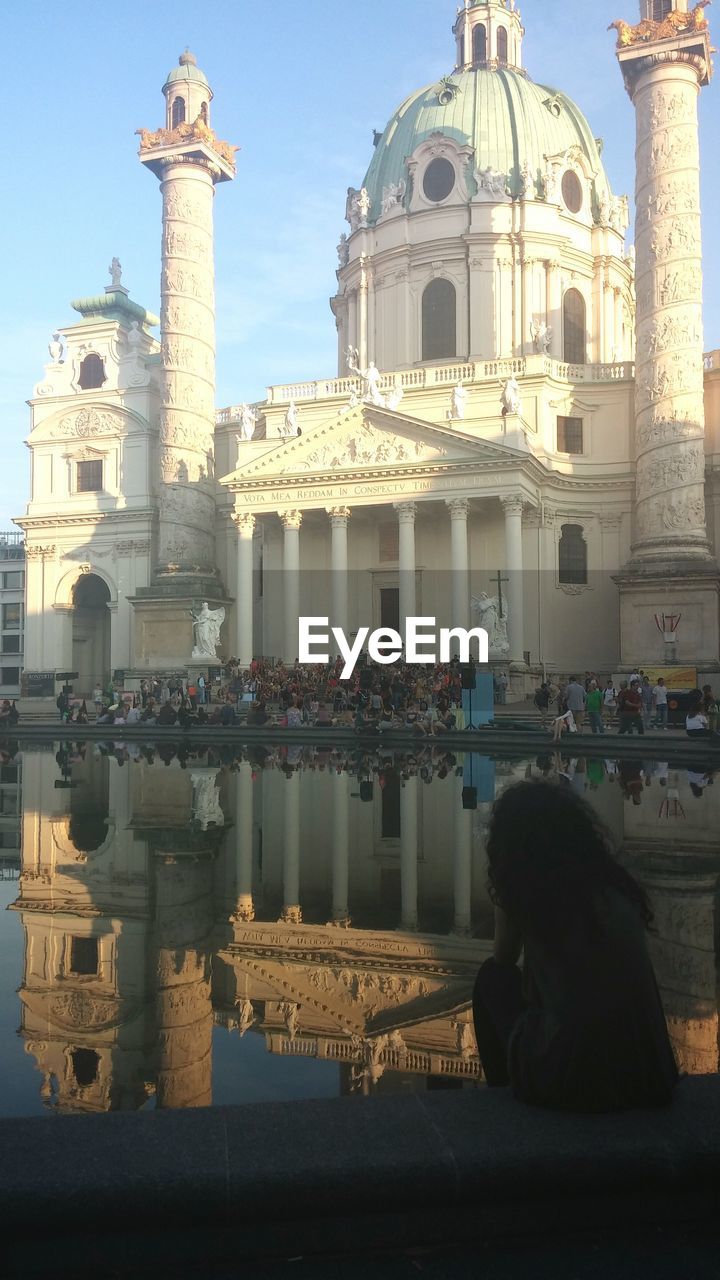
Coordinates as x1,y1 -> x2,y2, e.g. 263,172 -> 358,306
72,575 -> 110,696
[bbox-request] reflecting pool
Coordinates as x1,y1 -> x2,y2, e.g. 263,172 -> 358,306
0,739 -> 718,1116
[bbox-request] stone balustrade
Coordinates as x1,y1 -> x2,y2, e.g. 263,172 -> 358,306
215,355 -> 639,421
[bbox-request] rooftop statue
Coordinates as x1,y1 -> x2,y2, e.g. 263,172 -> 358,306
109,257 -> 122,288
609,2 -> 710,49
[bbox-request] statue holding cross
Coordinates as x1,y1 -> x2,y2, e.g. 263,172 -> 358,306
472,573 -> 510,657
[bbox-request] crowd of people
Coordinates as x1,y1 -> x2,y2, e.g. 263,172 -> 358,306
535,672 -> 719,742
52,660 -> 720,743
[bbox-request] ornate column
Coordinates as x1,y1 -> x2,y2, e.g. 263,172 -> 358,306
616,19 -> 712,568
138,56 -> 236,585
280,511 -> 302,664
281,769 -> 302,925
399,775 -> 419,931
231,761 -> 255,923
331,771 -> 351,927
233,513 -> 255,666
502,495 -> 526,667
327,507 -> 351,639
447,499 -> 470,632
453,776 -> 473,937
395,502 -> 417,631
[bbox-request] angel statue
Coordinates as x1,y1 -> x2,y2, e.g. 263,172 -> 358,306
109,257 -> 123,288
500,375 -> 522,418
346,348 -> 385,407
530,318 -> 552,356
191,601 -> 225,660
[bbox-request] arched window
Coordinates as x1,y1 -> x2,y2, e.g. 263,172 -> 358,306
200,101 -> 208,124
559,524 -> 588,586
563,290 -> 586,365
473,23 -> 487,64
422,279 -> 457,361
171,96 -> 186,129
78,353 -> 106,390
650,1 -> 673,20
497,27 -> 508,65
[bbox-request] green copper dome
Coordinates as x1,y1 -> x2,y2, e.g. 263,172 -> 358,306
363,67 -> 610,220
164,50 -> 210,90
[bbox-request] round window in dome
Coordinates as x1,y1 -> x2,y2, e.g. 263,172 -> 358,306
423,158 -> 455,203
561,170 -> 583,214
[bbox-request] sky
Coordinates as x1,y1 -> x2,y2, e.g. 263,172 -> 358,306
0,0 -> 718,526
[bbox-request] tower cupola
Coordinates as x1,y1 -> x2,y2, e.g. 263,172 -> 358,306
453,0 -> 525,73
163,49 -> 213,132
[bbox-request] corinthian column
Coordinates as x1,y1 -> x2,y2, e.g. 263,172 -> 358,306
395,502 -> 417,630
502,495 -> 525,667
617,20 -> 712,568
233,513 -> 255,666
447,499 -> 470,632
327,507 -> 351,639
280,511 -> 302,664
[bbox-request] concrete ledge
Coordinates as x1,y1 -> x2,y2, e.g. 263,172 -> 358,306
3,1078 -> 720,1273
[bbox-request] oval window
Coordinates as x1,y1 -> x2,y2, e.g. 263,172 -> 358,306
423,157 -> 455,203
561,170 -> 583,214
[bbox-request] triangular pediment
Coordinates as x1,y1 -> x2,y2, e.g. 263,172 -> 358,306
221,404 -> 521,488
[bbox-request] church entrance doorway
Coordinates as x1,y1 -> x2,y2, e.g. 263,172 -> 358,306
71,574 -> 110,697
380,588 -> 400,632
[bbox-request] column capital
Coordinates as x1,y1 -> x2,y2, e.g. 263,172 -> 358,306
446,498 -> 469,520
501,494 -> 525,518
394,501 -> 417,524
326,506 -> 352,526
279,510 -> 303,531
232,512 -> 256,537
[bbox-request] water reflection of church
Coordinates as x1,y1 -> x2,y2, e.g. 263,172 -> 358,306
10,744 -> 720,1112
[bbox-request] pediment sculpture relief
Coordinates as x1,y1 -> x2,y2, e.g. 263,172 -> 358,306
278,423 -> 448,474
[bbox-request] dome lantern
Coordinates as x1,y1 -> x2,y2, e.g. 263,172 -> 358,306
162,49 -> 213,132
453,0 -> 525,73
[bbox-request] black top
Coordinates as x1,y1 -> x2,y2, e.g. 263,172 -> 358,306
508,890 -> 678,1111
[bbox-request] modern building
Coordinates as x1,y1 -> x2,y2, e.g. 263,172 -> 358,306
16,1 -> 719,701
0,532 -> 25,701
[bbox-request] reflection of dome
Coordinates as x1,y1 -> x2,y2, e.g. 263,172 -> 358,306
363,67 -> 611,220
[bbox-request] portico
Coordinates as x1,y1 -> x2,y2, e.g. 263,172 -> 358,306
221,403 -> 540,671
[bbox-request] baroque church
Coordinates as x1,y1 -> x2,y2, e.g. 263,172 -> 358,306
17,0 -> 720,700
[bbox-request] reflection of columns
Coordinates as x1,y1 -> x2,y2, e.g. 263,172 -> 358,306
502,495 -> 525,665
327,507 -> 351,638
400,775 -> 419,931
447,499 -> 469,631
232,761 -> 255,922
155,854 -> 215,1110
395,502 -> 416,631
280,510 -> 302,664
331,771 -> 351,926
233,513 -> 255,667
281,769 -> 302,924
453,777 -> 473,936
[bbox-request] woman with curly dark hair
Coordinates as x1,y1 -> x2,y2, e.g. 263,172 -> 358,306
473,781 -> 678,1112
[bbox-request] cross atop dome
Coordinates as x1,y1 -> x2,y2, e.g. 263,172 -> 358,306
453,0 -> 525,73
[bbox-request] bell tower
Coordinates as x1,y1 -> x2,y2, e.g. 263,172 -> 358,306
612,2 -> 719,669
453,0 -> 525,72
